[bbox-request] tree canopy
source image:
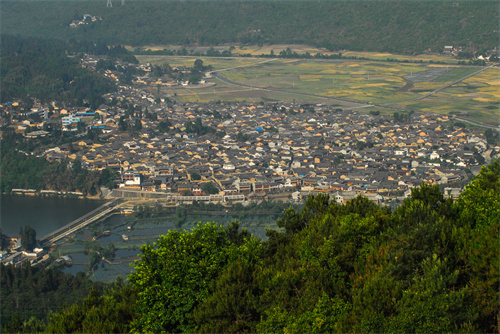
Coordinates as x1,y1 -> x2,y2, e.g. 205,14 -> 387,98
0,34 -> 117,107
2,1 -> 498,54
4,160 -> 499,333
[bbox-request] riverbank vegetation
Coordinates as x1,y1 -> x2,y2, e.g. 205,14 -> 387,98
3,160 -> 498,333
126,199 -> 301,226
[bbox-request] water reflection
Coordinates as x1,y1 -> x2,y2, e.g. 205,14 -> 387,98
56,213 -> 279,282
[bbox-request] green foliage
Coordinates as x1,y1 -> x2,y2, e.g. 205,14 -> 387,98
190,172 -> 201,181
128,222 -> 233,333
45,278 -> 137,333
453,160 -> 500,331
1,264 -> 99,327
19,226 -> 36,251
193,238 -> 262,333
157,119 -> 172,133
0,34 -> 115,107
201,182 -> 219,194
2,2 -> 498,54
184,117 -> 222,137
0,229 -> 9,251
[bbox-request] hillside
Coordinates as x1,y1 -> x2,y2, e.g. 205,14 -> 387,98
4,160 -> 499,333
0,35 -> 116,107
2,0 -> 498,54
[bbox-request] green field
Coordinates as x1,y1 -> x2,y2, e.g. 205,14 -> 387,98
139,55 -> 499,125
397,67 -> 500,124
432,67 -> 480,82
135,55 -> 263,70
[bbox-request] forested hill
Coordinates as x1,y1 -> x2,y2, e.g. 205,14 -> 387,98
0,34 -> 138,106
4,160 -> 499,333
2,1 -> 498,54
0,35 -> 115,107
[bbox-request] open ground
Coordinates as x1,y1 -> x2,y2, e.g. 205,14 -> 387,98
135,50 -> 499,126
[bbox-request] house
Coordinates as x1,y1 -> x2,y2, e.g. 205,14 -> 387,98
252,181 -> 271,193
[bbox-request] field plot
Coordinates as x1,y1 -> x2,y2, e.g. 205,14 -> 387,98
135,55 -> 262,70
432,67 -> 480,82
396,67 -> 500,125
218,59 -> 437,104
226,45 -> 458,64
341,51 -> 457,64
137,55 -> 497,125
231,44 -> 326,56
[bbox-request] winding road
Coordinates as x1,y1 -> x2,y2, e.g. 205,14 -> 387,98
210,59 -> 498,130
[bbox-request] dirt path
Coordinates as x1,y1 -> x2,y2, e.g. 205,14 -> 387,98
384,65 -> 495,105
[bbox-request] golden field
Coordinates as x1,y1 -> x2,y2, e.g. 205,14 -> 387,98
135,53 -> 499,125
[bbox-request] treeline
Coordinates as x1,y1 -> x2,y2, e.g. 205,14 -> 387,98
0,34 -> 137,107
5,160 -> 498,333
0,130 -> 117,195
1,263 -> 102,328
2,1 -> 498,54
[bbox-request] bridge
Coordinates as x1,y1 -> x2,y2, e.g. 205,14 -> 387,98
39,199 -> 120,247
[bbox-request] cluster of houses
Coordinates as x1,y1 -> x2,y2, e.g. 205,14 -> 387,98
0,235 -> 74,268
443,45 -> 500,61
1,54 -> 497,206
81,55 -> 208,88
69,14 -> 101,28
6,84 -> 493,205
0,239 -> 49,267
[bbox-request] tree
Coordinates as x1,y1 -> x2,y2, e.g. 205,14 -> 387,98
454,160 -> 500,331
201,182 -> 218,194
189,73 -> 202,84
19,226 -> 36,251
0,229 -> 9,250
193,238 -> 262,333
46,279 -> 137,333
128,223 -> 232,333
193,59 -> 204,71
157,120 -> 172,133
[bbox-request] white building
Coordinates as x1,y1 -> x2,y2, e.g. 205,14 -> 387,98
62,115 -> 81,127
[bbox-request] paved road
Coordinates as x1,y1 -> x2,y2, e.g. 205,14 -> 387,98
39,199 -> 119,246
209,58 -> 279,74
212,72 -> 373,108
383,65 -> 495,105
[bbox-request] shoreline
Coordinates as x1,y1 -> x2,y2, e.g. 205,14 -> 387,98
2,190 -> 103,201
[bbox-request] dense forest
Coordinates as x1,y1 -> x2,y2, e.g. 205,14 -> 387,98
2,1 -> 498,54
0,34 -> 137,106
1,263 -> 102,328
3,160 -> 498,333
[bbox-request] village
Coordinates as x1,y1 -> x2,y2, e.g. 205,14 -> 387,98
1,53 -> 497,211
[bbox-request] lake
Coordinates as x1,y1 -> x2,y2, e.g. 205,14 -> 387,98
1,195 -> 281,282
0,195 -> 105,237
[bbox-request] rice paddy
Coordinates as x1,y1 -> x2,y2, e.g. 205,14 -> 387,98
137,53 -> 499,125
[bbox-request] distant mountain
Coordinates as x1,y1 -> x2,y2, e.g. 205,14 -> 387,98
2,1 -> 498,54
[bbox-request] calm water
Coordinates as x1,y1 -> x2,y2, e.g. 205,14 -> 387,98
1,196 -> 280,282
0,196 -> 105,237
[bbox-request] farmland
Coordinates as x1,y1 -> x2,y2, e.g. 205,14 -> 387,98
136,53 -> 499,126
398,67 -> 500,124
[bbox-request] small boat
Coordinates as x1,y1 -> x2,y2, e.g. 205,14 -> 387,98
121,234 -> 129,241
